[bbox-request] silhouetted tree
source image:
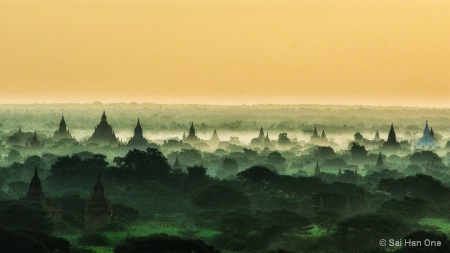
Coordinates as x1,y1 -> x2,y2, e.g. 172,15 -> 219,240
187,165 -> 208,183
6,149 -> 22,163
193,185 -> 250,210
410,151 -> 443,165
216,158 -> 239,178
266,151 -> 286,167
378,174 -> 449,203
354,132 -> 363,142
336,214 -> 411,252
314,146 -> 336,159
379,196 -> 429,221
114,148 -> 171,183
0,202 -> 53,233
115,234 -> 221,253
277,133 -> 290,145
350,142 -> 368,160
0,226 -> 70,253
237,166 -> 278,184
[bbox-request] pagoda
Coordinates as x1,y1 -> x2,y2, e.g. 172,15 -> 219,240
184,122 -> 200,143
85,175 -> 112,230
53,115 -> 73,139
415,121 -> 437,149
376,152 -> 384,168
264,132 -> 270,144
258,127 -> 265,141
127,118 -> 148,147
314,161 -> 320,175
374,130 -> 381,141
30,132 -> 44,148
172,156 -> 182,171
23,168 -> 61,221
24,167 -> 45,203
88,111 -> 119,146
382,124 -> 400,148
310,125 -> 321,143
210,129 -> 220,143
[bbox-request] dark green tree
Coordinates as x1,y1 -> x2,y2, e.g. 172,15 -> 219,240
193,185 -> 250,210
114,148 -> 171,183
237,166 -> 278,183
277,133 -> 290,145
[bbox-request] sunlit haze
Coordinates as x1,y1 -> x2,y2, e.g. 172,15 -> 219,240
0,0 -> 449,107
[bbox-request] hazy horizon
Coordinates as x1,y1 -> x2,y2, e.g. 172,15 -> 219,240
0,101 -> 449,109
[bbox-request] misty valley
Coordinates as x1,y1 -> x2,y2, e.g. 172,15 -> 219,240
0,103 -> 449,253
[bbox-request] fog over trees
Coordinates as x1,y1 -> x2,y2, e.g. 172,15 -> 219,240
0,104 -> 449,253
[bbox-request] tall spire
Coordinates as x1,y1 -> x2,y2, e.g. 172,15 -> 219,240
321,130 -> 327,139
314,161 -> 320,175
25,167 -> 45,202
258,127 -> 265,140
210,129 -> 220,142
189,122 -> 196,137
172,156 -> 181,170
416,121 -> 437,149
85,174 -> 112,230
387,123 -> 397,144
376,152 -> 384,168
92,174 -> 106,202
134,118 -> 143,137
430,127 -> 435,140
313,125 -> 318,136
101,111 -> 107,123
59,115 -> 67,131
128,118 -> 147,147
374,129 -> 380,141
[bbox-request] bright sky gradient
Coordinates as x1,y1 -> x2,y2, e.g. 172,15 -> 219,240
0,0 -> 449,107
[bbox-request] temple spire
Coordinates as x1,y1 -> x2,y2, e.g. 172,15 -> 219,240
374,129 -> 380,140
128,118 -> 147,147
314,161 -> 320,175
189,122 -> 196,137
88,111 -> 119,145
313,125 -> 318,136
101,111 -> 107,123
210,129 -> 220,142
258,127 -> 265,140
383,123 -> 400,148
376,152 -> 384,168
25,167 -> 45,202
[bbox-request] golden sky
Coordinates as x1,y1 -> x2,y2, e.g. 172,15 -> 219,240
0,0 -> 449,107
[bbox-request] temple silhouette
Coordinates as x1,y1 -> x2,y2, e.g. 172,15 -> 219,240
310,125 -> 320,142
314,161 -> 320,175
23,168 -> 61,221
85,174 -> 113,230
88,111 -> 119,146
210,129 -> 220,143
127,118 -> 148,147
24,167 -> 45,203
382,123 -> 400,148
310,126 -> 329,145
376,152 -> 384,168
415,121 -> 437,149
53,115 -> 73,139
183,122 -> 200,143
29,132 -> 44,148
250,127 -> 267,145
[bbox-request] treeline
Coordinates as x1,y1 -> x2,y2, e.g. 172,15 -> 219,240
0,147 -> 449,252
